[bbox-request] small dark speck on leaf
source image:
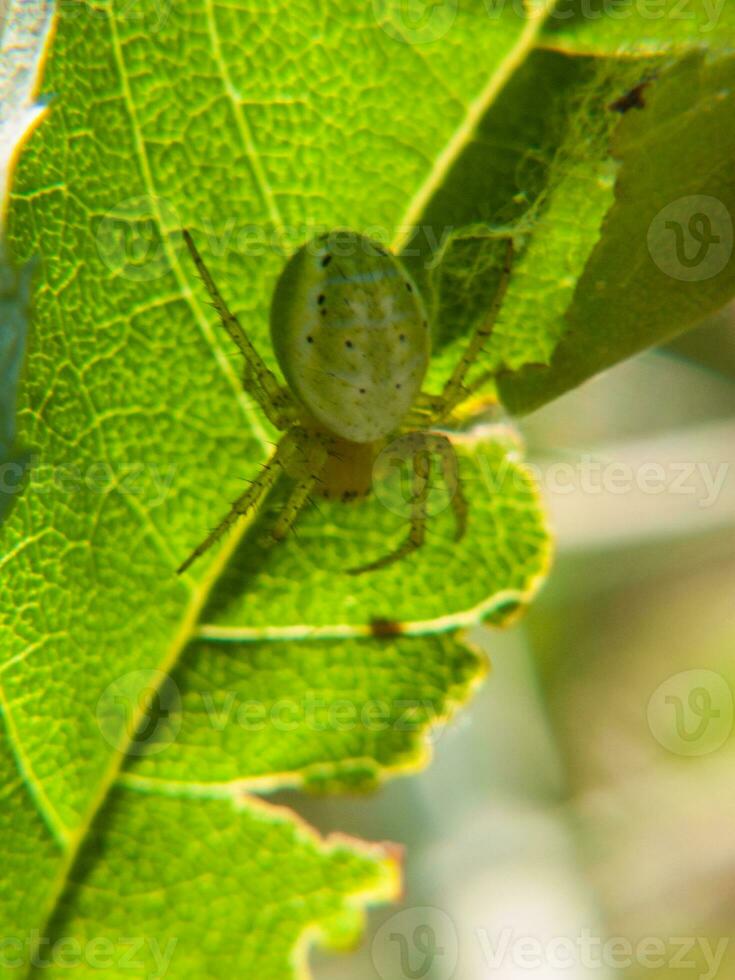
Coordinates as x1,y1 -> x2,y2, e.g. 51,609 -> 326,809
322,254 -> 332,267
370,618 -> 404,638
609,80 -> 652,113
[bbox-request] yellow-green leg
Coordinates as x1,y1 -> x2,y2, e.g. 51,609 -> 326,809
426,432 -> 468,541
261,436 -> 329,546
183,230 -> 298,430
348,431 -> 467,575
429,237 -> 514,424
347,443 -> 431,575
177,428 -> 310,574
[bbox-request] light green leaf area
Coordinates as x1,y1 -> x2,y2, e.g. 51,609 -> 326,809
121,435 -> 550,788
500,51 -> 735,413
29,787 -> 397,979
124,632 -> 484,792
1,0 -> 554,974
543,0 -> 735,56
0,726 -> 62,979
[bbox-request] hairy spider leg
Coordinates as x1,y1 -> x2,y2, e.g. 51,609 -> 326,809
429,237 -> 514,424
182,230 -> 297,430
176,428 -> 312,574
427,432 -> 468,541
261,432 -> 329,546
347,437 -> 431,575
348,431 -> 468,574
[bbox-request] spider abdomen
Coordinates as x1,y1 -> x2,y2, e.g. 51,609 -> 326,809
270,230 -> 430,443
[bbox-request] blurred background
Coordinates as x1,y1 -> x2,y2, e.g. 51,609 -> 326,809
275,305 -> 735,979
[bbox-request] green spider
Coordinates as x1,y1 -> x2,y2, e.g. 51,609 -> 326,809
176,229 -> 513,576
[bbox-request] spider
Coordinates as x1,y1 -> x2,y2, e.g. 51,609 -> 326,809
176,229 -> 513,576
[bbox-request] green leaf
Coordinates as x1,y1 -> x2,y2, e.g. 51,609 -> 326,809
1,0 -> 554,974
30,788 -> 397,979
406,46 -> 735,416
543,0 -> 735,56
500,51 -> 735,413
0,726 -> 63,979
407,49 -> 651,392
122,437 -> 549,792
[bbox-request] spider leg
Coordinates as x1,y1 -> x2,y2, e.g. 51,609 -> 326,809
261,436 -> 328,547
182,230 -> 298,430
426,432 -> 467,541
176,428 -> 304,575
428,237 -> 514,424
347,442 -> 431,575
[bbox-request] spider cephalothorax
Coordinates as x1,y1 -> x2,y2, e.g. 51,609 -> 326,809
177,229 -> 512,575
